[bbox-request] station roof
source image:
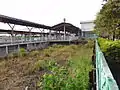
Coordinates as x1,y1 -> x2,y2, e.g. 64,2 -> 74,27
51,22 -> 81,34
0,14 -> 51,29
0,14 -> 81,34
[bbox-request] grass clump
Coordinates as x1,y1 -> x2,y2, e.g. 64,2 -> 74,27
7,48 -> 27,58
30,50 -> 39,57
19,48 -> 27,57
8,52 -> 18,58
31,60 -> 46,73
38,58 -> 92,90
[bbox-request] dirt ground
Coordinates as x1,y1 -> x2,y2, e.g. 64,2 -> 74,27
0,56 -> 44,90
0,48 -> 69,90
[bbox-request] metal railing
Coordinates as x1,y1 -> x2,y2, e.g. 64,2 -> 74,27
95,40 -> 119,90
0,36 -> 79,45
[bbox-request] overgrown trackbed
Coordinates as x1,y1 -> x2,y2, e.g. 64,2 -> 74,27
0,41 -> 93,90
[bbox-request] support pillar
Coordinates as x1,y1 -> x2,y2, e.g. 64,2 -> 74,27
21,34 -> 23,43
47,34 -> 48,41
38,28 -> 42,41
7,23 -> 15,44
63,18 -> 66,40
6,45 -> 8,55
42,29 -> 44,41
64,25 -> 66,40
32,34 -> 34,41
39,34 -> 41,41
49,30 -> 51,40
26,27 -> 33,42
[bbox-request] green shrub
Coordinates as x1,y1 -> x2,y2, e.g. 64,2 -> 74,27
69,45 -> 78,50
51,44 -> 64,49
8,52 -> 18,58
38,59 -> 92,90
98,38 -> 120,63
43,49 -> 51,57
31,60 -> 46,72
30,50 -> 39,56
85,40 -> 94,48
19,48 -> 27,57
34,44 -> 93,89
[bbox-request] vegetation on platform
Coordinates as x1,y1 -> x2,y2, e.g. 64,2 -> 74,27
0,40 -> 93,90
35,43 -> 93,90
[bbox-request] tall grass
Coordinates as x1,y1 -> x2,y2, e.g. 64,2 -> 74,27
36,42 -> 93,90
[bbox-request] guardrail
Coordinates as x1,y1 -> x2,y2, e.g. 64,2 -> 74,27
0,36 -> 79,45
95,40 -> 119,90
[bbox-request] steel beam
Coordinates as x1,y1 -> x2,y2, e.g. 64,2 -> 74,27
7,23 -> 15,44
27,26 -> 33,42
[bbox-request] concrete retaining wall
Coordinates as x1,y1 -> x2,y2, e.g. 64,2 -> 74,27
0,41 -> 49,57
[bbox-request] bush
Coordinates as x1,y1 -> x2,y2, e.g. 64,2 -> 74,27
51,44 -> 64,49
30,50 -> 39,56
38,60 -> 91,90
8,52 -> 18,58
85,40 -> 94,48
31,60 -> 46,73
19,48 -> 27,57
98,38 -> 120,63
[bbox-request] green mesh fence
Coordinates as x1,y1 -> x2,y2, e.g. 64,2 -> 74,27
96,40 -> 119,90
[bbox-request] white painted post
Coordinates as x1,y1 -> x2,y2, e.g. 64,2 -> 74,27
6,46 -> 8,55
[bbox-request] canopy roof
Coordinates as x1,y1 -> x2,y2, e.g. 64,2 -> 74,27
0,14 -> 81,34
51,23 -> 81,34
0,14 -> 51,29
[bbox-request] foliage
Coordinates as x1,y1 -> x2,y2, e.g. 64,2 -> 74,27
36,43 -> 93,90
0,40 -> 93,89
43,45 -> 64,57
8,52 -> 18,58
85,39 -> 94,48
31,60 -> 46,73
30,50 -> 39,56
38,59 -> 92,90
94,0 -> 120,40
98,38 -> 120,62
19,48 -> 27,57
7,48 -> 27,58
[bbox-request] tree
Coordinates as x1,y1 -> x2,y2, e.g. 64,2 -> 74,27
94,0 -> 120,40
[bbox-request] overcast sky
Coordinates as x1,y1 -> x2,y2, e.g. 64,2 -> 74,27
0,0 -> 102,29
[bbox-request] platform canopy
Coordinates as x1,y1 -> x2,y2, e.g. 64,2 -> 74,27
0,14 -> 51,29
51,22 -> 81,34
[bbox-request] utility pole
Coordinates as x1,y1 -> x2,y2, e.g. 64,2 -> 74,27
64,18 -> 66,40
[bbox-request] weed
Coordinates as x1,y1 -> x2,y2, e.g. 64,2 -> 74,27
30,50 -> 39,56
19,48 -> 27,57
37,43 -> 93,90
31,60 -> 46,73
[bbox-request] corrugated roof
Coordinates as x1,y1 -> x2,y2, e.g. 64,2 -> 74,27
0,14 -> 51,29
51,22 -> 81,34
